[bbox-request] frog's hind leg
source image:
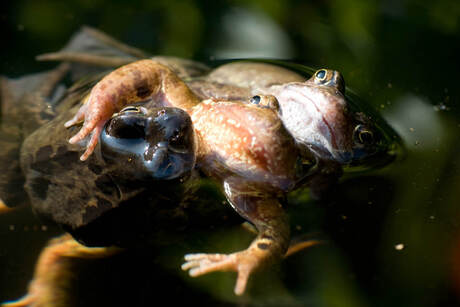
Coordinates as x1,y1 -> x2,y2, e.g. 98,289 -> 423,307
79,26 -> 148,59
1,234 -> 121,307
37,52 -> 135,68
182,178 -> 290,295
37,26 -> 148,68
240,222 -> 324,258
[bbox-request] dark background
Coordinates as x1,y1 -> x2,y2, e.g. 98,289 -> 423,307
1,0 -> 460,306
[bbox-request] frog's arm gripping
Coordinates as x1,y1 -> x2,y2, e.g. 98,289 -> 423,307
182,178 -> 290,295
1,234 -> 121,307
65,59 -> 200,161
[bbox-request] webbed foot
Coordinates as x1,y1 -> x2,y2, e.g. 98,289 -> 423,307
182,248 -> 264,295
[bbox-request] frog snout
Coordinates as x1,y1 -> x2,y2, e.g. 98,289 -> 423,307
142,140 -> 195,180
143,145 -> 171,178
101,107 -> 196,180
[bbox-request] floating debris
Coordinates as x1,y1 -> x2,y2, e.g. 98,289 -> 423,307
433,103 -> 450,111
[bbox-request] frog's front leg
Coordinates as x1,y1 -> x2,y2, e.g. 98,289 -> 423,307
182,178 -> 289,295
65,59 -> 200,160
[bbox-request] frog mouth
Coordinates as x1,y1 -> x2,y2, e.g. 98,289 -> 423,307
100,131 -> 194,180
143,143 -> 193,180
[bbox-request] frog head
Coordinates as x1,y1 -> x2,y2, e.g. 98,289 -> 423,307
100,106 -> 196,180
270,68 -> 403,170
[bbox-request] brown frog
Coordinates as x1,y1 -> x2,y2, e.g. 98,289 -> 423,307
62,58 -> 315,295
62,47 -> 401,297
0,27 -> 402,305
0,28 -> 221,306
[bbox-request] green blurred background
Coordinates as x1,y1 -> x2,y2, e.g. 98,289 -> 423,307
2,0 -> 459,105
1,0 -> 460,306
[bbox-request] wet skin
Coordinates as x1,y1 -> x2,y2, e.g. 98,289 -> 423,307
20,104 -> 197,237
0,27 -> 401,305
65,59 -> 400,295
0,68 -> 207,306
198,62 -> 400,169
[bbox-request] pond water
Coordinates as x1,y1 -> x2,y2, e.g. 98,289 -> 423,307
1,1 -> 460,306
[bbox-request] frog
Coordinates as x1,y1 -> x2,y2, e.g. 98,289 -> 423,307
61,41 -> 401,297
0,28 -> 224,306
0,26 -> 402,305
193,61 -> 401,196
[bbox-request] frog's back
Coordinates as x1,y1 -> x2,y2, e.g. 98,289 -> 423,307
192,100 -> 301,191
185,61 -> 306,103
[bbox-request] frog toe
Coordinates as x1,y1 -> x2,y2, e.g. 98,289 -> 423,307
64,102 -> 87,128
183,253 -> 233,276
78,123 -> 104,161
182,251 -> 257,295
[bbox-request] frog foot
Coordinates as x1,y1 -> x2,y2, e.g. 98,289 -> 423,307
65,92 -> 114,161
182,250 -> 262,295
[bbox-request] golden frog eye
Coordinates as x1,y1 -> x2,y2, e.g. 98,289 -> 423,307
315,69 -> 328,81
354,125 -> 374,145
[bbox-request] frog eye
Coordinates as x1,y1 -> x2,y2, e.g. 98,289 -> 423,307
121,106 -> 141,113
250,95 -> 261,104
120,106 -> 149,114
353,125 -> 374,145
315,69 -> 327,81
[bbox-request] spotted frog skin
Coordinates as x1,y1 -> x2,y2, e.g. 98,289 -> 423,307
0,27 -> 401,305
